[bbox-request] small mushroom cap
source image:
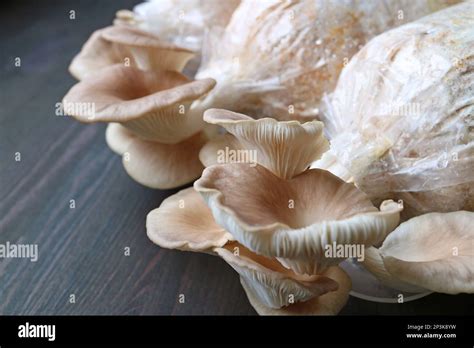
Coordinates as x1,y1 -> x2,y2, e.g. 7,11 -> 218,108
203,108 -> 329,179
215,242 -> 338,309
63,65 -> 216,144
361,247 -> 426,293
242,266 -> 352,315
147,187 -> 233,252
199,133 -> 243,167
378,211 -> 474,294
123,131 -> 206,189
69,25 -> 195,80
105,123 -> 137,155
195,163 -> 402,275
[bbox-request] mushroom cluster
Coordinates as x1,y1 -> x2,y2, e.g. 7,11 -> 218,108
63,0 -> 474,315
63,26 -> 218,189
147,108 -> 404,314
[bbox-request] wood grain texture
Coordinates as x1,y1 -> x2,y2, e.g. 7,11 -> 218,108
0,0 -> 472,315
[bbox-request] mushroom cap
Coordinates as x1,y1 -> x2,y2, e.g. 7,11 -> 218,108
242,266 -> 352,315
199,133 -> 243,167
195,163 -> 402,275
215,242 -> 339,309
101,25 -> 187,50
122,131 -> 206,189
317,1 -> 474,218
147,187 -> 233,252
69,25 -> 195,80
361,247 -> 426,293
376,211 -> 474,294
201,108 -> 329,179
105,123 -> 137,155
146,188 -> 350,314
146,187 -> 349,313
63,65 -> 216,144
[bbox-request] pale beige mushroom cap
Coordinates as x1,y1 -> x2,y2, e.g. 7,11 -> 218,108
147,187 -> 233,252
199,133 -> 243,168
242,266 -> 352,315
215,242 -> 339,309
146,187 -> 351,314
195,163 -> 402,275
122,131 -> 206,189
361,247 -> 426,293
105,123 -> 137,155
63,65 -> 216,144
201,109 -> 329,179
105,123 -> 206,189
69,25 -> 195,80
364,211 -> 474,294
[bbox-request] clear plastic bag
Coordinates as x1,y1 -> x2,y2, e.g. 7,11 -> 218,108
314,2 -> 474,218
197,0 -> 459,121
130,0 -> 240,52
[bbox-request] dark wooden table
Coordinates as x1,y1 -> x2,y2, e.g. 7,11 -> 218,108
0,0 -> 471,315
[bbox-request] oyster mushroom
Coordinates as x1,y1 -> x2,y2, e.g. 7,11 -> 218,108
194,163 -> 402,275
146,187 -> 352,315
63,65 -> 216,189
215,242 -> 347,310
361,247 -> 426,294
123,132 -> 207,189
105,123 -> 207,188
199,109 -> 329,179
146,187 -> 233,252
363,211 -> 474,294
242,265 -> 352,315
105,122 -> 136,155
199,133 -> 242,168
69,25 -> 195,80
315,1 -> 474,218
63,64 -> 216,144
196,0 -> 459,121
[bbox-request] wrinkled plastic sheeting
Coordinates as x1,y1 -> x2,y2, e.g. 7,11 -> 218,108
314,2 -> 474,218
131,0 -> 240,52
197,0 -> 460,121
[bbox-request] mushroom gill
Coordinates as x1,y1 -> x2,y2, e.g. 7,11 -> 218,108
200,108 -> 329,179
146,187 -> 351,314
195,163 -> 402,275
63,64 -> 216,144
